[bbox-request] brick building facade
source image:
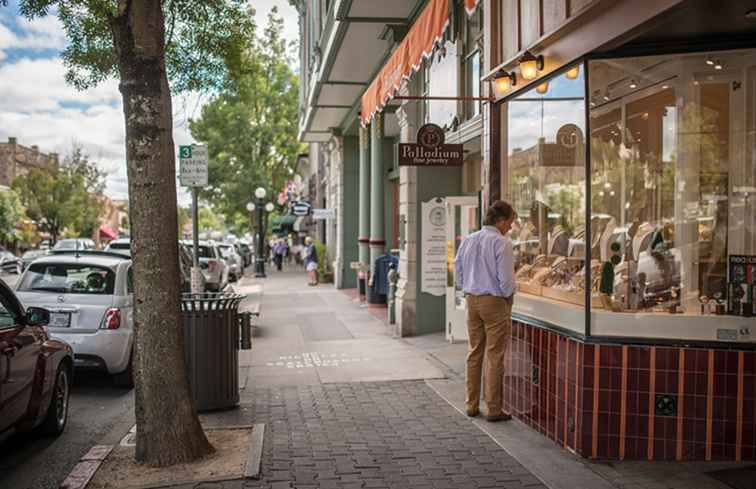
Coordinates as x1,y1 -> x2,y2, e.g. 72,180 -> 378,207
0,137 -> 59,188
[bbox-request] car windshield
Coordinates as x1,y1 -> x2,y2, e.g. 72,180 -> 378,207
53,240 -> 79,250
186,245 -> 214,258
18,263 -> 116,295
22,250 -> 43,258
218,245 -> 233,257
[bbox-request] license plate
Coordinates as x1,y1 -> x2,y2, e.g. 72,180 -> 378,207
49,312 -> 71,328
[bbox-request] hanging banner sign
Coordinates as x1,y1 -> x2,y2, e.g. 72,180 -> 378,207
398,123 -> 463,167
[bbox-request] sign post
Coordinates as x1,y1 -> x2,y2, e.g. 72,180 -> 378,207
179,144 -> 209,293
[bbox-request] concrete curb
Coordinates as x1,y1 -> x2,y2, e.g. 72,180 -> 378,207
59,445 -> 114,489
244,423 -> 265,479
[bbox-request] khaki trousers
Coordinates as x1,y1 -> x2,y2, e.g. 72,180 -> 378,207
465,294 -> 512,415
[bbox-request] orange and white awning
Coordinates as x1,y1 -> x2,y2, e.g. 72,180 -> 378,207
360,0 -> 449,126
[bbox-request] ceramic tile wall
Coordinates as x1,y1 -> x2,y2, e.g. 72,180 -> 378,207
504,320 -> 756,461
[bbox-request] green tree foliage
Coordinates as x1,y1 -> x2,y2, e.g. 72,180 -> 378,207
189,9 -> 302,232
0,189 -> 24,244
21,0 -> 254,94
12,145 -> 105,244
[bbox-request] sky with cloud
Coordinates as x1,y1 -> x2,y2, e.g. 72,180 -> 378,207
0,0 -> 299,206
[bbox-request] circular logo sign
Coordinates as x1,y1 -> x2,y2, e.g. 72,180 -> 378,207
417,123 -> 445,149
556,124 -> 583,149
429,207 -> 446,227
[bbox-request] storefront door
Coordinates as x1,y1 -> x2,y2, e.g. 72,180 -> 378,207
445,196 -> 479,343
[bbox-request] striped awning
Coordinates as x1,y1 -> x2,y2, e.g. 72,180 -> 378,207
360,0 -> 449,126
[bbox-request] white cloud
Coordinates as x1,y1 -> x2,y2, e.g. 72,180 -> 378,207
0,12 -> 66,59
12,14 -> 67,50
0,57 -> 121,112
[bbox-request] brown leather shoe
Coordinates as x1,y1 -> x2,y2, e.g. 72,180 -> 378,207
485,412 -> 512,422
466,407 -> 479,417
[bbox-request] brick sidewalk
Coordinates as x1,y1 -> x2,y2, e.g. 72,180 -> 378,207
196,381 -> 545,489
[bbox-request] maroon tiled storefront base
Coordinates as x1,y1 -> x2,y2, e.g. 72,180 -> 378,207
503,320 -> 756,461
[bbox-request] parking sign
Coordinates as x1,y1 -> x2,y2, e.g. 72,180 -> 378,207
179,144 -> 208,187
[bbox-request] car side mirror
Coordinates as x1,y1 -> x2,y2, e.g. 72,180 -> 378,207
25,307 -> 50,327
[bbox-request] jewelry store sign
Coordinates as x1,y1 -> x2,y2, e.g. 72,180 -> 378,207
421,197 -> 447,296
398,124 -> 463,167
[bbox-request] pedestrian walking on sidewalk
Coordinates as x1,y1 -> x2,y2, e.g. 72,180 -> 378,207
273,239 -> 287,271
303,237 -> 318,285
454,200 -> 517,422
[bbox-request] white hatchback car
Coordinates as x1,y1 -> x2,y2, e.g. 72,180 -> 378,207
15,251 -> 135,388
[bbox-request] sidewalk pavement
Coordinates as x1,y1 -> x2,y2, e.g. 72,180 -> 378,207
185,270 -> 741,489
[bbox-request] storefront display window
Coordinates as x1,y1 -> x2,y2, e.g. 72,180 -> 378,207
505,65 -> 587,328
588,50 -> 756,331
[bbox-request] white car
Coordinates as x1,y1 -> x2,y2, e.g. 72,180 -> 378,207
104,237 -> 132,255
15,251 -> 135,388
217,243 -> 243,282
181,241 -> 228,292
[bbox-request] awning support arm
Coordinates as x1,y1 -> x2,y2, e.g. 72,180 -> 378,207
392,95 -> 494,102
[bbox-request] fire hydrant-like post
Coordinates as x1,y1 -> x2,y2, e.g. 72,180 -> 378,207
387,263 -> 398,325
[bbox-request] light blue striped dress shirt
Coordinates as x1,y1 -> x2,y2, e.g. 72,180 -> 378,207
454,225 -> 516,298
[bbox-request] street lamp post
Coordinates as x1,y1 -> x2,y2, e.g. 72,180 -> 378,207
251,187 -> 275,278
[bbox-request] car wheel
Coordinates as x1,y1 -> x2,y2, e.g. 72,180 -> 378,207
113,352 -> 135,389
39,364 -> 71,436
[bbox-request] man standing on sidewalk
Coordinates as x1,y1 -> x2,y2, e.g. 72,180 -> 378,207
454,200 -> 517,422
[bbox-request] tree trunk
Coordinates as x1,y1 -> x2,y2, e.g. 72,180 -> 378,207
110,0 -> 213,466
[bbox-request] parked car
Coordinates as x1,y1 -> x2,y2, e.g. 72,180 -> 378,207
15,251 -> 135,388
0,278 -> 73,438
217,243 -> 243,282
237,241 -> 253,267
178,242 -> 207,292
104,238 -> 132,255
52,238 -> 95,252
181,241 -> 228,292
21,249 -> 48,271
0,251 -> 23,274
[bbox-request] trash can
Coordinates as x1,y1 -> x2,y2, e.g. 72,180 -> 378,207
181,292 -> 244,411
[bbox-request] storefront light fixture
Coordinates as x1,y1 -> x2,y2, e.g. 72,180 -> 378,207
518,51 -> 544,80
603,91 -> 610,102
705,56 -> 715,66
565,66 -> 580,80
536,81 -> 549,94
493,69 -> 517,95
629,79 -> 638,89
714,60 -> 723,70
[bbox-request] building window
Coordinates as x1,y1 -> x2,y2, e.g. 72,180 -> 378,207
588,49 -> 756,327
505,65 -> 587,333
462,6 -> 483,121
